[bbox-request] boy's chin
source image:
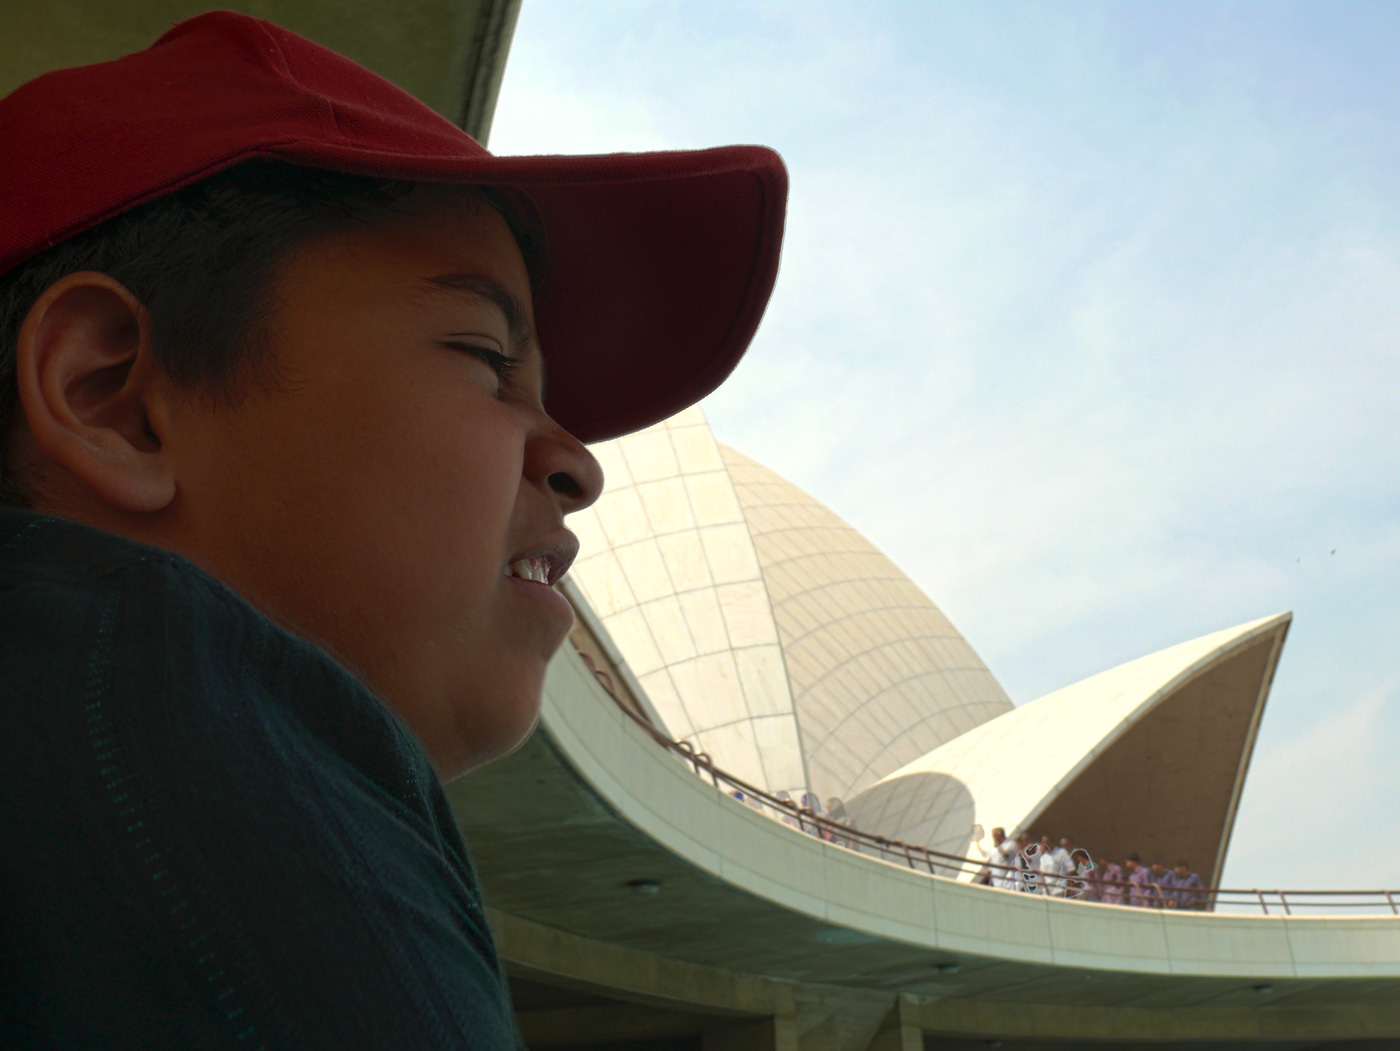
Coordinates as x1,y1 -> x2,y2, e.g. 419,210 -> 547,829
437,689 -> 545,781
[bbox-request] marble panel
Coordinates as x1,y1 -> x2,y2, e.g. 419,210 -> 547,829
717,821 -> 830,917
751,714 -> 807,794
932,880 -> 1056,963
694,718 -> 767,791
1160,914 -> 1296,976
701,523 -> 762,585
686,470 -> 745,527
636,476 -> 696,536
641,595 -> 699,666
638,668 -> 692,740
655,531 -> 713,592
620,426 -> 681,483
670,423 -> 726,473
669,651 -> 748,728
593,486 -> 651,547
1045,898 -> 1171,970
614,538 -> 675,604
602,606 -> 663,677
572,549 -> 637,618
677,587 -> 732,655
669,405 -> 707,427
716,580 -> 780,647
734,644 -> 795,718
1285,919 -> 1400,976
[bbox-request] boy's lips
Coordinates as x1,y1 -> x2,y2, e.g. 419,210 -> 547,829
503,530 -> 579,587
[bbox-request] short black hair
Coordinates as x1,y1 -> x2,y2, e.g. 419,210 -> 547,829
0,160 -> 544,505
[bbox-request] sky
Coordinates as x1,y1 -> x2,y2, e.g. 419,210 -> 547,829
491,0 -> 1400,894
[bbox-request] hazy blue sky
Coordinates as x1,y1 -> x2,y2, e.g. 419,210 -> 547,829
492,1 -> 1400,892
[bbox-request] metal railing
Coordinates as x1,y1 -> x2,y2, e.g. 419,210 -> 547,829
574,648 -> 1400,917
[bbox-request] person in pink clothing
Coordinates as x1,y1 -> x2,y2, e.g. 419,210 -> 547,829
1089,855 -> 1125,904
1125,853 -> 1157,907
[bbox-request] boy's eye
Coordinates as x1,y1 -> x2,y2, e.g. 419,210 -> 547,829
442,341 -> 521,378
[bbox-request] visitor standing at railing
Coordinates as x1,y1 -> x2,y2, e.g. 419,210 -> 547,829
1015,832 -> 1039,892
1039,836 -> 1071,896
1148,862 -> 1172,907
989,828 -> 1021,891
1125,854 -> 1155,907
824,798 -> 852,848
971,826 -> 1021,890
1066,848 -> 1094,898
1090,856 -> 1125,904
774,791 -> 801,830
1161,860 -> 1206,910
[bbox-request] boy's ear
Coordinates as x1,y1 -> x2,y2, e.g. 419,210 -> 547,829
15,271 -> 177,513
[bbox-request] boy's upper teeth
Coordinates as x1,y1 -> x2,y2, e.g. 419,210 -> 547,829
507,556 -> 550,583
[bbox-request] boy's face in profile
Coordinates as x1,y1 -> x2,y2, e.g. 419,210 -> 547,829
28,187 -> 604,779
193,189 -> 605,777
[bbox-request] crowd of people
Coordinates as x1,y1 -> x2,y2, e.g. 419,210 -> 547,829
724,793 -> 1209,911
972,827 -> 1209,910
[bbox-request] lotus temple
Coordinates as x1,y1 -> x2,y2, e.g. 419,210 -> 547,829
450,408 -> 1396,1049
11,3 -> 1400,1047
560,407 -> 1290,891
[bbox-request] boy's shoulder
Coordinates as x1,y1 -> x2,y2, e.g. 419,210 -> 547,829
0,507 -> 521,1050
0,504 -> 454,849
1,508 -> 390,762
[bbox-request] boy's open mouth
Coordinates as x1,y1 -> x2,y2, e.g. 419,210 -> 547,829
506,555 -> 553,584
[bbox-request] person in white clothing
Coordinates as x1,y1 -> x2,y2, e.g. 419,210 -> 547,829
1038,836 -> 1067,895
1014,832 -> 1039,892
970,826 -> 1021,890
988,828 -> 1021,890
1064,846 -> 1095,899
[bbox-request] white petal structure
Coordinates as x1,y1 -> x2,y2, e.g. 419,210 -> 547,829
568,408 -> 1012,801
568,407 -> 809,796
569,408 -> 1290,882
719,444 -> 1014,803
843,613 -> 1291,886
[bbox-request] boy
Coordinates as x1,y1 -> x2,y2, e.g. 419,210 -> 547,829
0,12 -> 785,1048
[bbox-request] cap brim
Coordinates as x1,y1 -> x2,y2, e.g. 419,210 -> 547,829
261,142 -> 787,444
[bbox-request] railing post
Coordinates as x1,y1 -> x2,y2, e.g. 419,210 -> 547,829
894,841 -> 915,870
1255,889 -> 1269,915
697,753 -> 718,787
675,740 -> 699,777
1387,891 -> 1399,916
1277,891 -> 1291,916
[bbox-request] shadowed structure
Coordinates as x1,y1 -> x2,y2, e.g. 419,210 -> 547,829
842,615 -> 1289,882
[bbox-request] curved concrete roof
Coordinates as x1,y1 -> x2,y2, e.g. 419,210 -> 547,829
720,444 -> 1013,804
843,614 -> 1291,887
568,408 -> 1011,801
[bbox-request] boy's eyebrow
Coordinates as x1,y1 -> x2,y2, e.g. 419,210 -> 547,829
422,273 -> 536,357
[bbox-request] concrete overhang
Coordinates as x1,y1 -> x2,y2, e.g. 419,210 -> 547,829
3,0 -> 519,141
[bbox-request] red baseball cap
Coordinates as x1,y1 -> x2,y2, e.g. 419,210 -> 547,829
0,11 -> 786,444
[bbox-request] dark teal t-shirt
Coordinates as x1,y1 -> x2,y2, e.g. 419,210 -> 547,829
0,508 -> 523,1049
